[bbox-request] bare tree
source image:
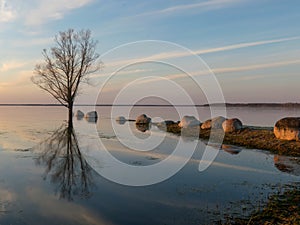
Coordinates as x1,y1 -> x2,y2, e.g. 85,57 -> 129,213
32,29 -> 100,120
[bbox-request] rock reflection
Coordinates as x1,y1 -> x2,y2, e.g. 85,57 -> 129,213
135,123 -> 151,132
35,121 -> 95,201
274,155 -> 300,176
116,119 -> 126,125
181,127 -> 200,142
85,116 -> 98,123
221,144 -> 241,155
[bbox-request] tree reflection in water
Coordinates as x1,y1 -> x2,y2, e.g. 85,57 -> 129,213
35,120 -> 95,201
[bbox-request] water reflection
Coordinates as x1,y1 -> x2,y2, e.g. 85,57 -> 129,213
274,155 -> 300,176
76,114 -> 84,121
35,121 -> 95,200
135,123 -> 151,132
222,144 -> 242,155
85,116 -> 98,123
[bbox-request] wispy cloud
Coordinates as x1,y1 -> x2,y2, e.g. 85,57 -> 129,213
0,0 -> 94,27
88,56 -> 300,95
25,0 -> 94,26
0,69 -> 34,88
195,36 -> 300,55
212,59 -> 300,74
113,68 -> 151,76
146,36 -> 300,61
94,36 -> 300,92
137,0 -> 244,17
133,59 -> 300,85
0,61 -> 26,72
0,0 -> 16,23
238,74 -> 271,81
101,36 -> 300,70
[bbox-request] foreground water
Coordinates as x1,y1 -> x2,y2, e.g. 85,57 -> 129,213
0,106 -> 299,224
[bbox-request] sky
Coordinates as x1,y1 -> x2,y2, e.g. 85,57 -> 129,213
0,0 -> 300,104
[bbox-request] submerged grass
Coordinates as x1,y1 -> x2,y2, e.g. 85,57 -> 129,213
164,124 -> 300,157
228,183 -> 300,225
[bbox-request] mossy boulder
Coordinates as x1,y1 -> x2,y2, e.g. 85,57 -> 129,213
274,117 -> 300,141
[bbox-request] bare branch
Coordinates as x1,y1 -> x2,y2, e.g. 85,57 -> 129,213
31,29 -> 100,111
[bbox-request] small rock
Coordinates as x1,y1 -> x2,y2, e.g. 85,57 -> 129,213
274,117 -> 300,141
178,116 -> 200,128
116,116 -> 126,124
222,118 -> 243,133
136,114 -> 151,124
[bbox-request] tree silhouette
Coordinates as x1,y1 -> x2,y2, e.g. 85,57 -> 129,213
32,29 -> 101,120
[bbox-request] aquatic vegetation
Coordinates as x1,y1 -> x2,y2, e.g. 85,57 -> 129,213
229,183 -> 300,225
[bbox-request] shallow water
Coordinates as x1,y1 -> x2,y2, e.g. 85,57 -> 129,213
0,106 -> 299,224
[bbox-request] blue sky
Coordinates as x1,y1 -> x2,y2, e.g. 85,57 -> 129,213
0,0 -> 300,104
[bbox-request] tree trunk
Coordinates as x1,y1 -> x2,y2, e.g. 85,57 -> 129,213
68,102 -> 73,127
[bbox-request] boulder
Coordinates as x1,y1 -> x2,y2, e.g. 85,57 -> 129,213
222,118 -> 243,133
85,111 -> 98,119
75,110 -> 84,118
274,117 -> 300,141
211,116 -> 226,129
135,114 -> 151,124
201,119 -> 211,129
178,116 -> 200,128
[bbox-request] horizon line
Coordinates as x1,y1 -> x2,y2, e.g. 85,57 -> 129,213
0,102 -> 300,107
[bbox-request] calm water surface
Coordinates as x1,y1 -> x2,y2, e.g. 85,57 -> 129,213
0,106 -> 299,224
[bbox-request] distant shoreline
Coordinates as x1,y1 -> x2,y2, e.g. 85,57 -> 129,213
0,103 -> 300,107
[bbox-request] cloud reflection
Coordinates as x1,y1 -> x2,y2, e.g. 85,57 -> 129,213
0,188 -> 16,214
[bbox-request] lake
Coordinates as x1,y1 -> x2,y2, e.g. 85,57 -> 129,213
0,106 -> 299,224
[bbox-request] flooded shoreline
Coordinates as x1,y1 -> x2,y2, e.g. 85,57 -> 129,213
0,106 -> 299,224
